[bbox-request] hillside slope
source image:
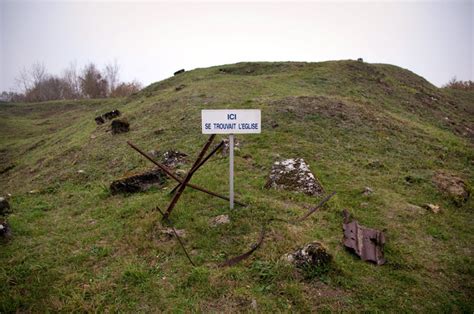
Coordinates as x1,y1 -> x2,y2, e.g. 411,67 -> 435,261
0,61 -> 473,312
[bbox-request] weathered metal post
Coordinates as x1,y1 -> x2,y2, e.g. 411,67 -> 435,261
229,134 -> 234,210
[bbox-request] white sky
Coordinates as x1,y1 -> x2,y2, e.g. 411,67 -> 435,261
0,0 -> 472,91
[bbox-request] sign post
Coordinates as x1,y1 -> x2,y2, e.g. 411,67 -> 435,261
201,109 -> 261,209
229,134 -> 234,209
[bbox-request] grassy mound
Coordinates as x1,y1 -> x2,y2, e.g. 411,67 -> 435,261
0,60 -> 473,311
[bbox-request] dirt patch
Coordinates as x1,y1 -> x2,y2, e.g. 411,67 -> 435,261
110,168 -> 167,194
432,171 -> 470,206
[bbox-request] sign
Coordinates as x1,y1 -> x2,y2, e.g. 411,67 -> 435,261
201,109 -> 261,134
201,109 -> 261,210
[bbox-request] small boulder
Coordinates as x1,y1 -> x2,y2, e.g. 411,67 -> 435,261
265,158 -> 324,196
283,241 -> 332,270
110,168 -> 167,194
210,214 -> 230,227
0,197 -> 11,216
433,172 -> 470,205
111,119 -> 130,134
423,203 -> 441,214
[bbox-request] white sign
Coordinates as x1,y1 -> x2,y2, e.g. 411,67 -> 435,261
201,109 -> 261,134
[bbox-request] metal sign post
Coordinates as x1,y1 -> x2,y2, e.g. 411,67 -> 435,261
201,109 -> 261,210
229,134 -> 234,209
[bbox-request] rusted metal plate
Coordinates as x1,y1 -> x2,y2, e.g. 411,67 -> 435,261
342,209 -> 386,265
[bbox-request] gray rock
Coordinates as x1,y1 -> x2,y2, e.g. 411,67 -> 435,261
283,241 -> 332,269
423,203 -> 441,214
265,158 -> 324,196
162,151 -> 188,168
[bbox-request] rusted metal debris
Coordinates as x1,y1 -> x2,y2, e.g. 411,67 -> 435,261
220,225 -> 266,267
154,206 -> 195,266
342,209 -> 386,265
127,141 -> 246,207
169,140 -> 225,195
164,134 -> 216,218
220,192 -> 336,267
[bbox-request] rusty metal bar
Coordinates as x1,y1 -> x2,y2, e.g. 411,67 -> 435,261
219,225 -> 266,267
290,191 -> 336,223
164,134 -> 216,218
154,205 -> 195,266
127,141 -> 247,206
169,140 -> 224,195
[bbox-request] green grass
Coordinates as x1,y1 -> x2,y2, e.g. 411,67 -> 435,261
0,61 -> 473,312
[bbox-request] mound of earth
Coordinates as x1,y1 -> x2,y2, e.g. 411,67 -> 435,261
433,171 -> 470,206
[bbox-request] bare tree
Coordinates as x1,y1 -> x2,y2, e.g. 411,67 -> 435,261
62,61 -> 82,99
110,80 -> 143,97
79,63 -> 108,98
104,60 -> 120,96
15,62 -> 47,94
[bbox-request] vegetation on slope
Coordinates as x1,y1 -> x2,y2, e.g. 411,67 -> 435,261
0,60 -> 472,312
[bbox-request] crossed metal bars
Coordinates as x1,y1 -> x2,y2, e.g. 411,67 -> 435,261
127,134 -> 245,220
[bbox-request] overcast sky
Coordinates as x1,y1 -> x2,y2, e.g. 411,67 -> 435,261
0,0 -> 472,91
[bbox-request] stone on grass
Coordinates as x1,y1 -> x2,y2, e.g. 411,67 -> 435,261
362,187 -> 373,196
283,241 -> 332,270
0,197 -> 11,216
423,203 -> 441,214
161,227 -> 186,240
162,151 -> 188,168
432,172 -> 470,206
210,214 -> 230,227
110,168 -> 167,194
265,158 -> 324,196
111,119 -> 130,134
